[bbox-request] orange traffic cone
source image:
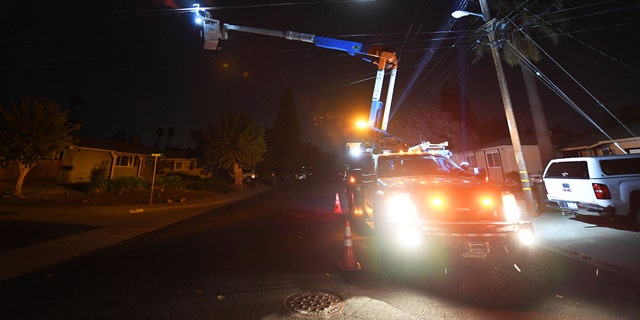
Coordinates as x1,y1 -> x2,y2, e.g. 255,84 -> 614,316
333,192 -> 343,214
338,220 -> 361,271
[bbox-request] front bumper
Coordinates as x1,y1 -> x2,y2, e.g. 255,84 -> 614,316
379,221 -> 535,267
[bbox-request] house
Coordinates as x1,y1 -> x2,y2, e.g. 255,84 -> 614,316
150,149 -> 203,179
0,137 -> 203,186
56,138 -> 153,184
456,134 -> 543,184
557,124 -> 640,156
455,123 -> 640,184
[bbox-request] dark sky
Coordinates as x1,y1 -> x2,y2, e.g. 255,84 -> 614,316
2,0 -> 639,152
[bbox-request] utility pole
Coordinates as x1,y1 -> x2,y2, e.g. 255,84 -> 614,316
478,0 -> 535,213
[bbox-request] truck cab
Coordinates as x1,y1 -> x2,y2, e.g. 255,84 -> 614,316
357,148 -> 535,269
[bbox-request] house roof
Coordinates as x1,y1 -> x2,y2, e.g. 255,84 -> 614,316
73,137 -> 199,159
73,137 -> 156,155
560,122 -> 640,149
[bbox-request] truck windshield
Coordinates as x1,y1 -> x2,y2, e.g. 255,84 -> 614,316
377,155 -> 462,178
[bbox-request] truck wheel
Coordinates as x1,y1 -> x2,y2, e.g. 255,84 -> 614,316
626,195 -> 640,226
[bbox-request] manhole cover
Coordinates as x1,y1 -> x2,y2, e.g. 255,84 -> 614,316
283,290 -> 345,318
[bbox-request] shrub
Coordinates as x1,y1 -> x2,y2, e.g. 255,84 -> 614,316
87,162 -> 110,193
108,176 -> 149,194
188,177 -> 233,193
90,162 -> 109,180
86,178 -> 109,193
158,174 -> 185,190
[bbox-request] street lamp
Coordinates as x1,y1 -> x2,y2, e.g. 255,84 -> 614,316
452,0 -> 535,213
149,153 -> 162,205
451,10 -> 485,20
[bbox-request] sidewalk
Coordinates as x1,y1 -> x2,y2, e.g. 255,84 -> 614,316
525,211 -> 640,281
0,184 -> 271,283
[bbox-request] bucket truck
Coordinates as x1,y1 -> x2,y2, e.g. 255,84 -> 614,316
190,7 -> 537,272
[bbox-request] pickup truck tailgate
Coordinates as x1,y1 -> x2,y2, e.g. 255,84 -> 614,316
544,178 -> 598,202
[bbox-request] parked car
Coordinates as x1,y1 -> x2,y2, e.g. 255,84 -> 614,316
243,171 -> 258,183
294,171 -> 307,181
543,154 -> 640,225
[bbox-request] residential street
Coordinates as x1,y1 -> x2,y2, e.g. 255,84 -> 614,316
1,179 -> 639,319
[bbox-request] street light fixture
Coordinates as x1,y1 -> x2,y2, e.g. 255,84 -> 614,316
451,10 -> 485,20
452,0 -> 535,213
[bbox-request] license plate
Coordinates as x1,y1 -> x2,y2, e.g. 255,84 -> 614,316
462,242 -> 489,259
560,201 -> 578,210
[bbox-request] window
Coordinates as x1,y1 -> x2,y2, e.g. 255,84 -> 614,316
174,161 -> 190,170
486,153 -> 501,168
465,155 -> 477,167
600,158 -> 640,175
116,155 -> 137,167
544,161 -> 589,179
50,151 -> 64,160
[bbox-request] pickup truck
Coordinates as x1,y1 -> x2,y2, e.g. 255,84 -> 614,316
543,154 -> 640,225
355,151 -> 535,270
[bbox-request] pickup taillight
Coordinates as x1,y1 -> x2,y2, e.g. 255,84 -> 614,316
592,183 -> 611,199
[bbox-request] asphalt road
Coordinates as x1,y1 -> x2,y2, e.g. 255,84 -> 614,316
0,177 -> 639,319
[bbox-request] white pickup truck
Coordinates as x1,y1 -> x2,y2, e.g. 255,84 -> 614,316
542,154 -> 640,225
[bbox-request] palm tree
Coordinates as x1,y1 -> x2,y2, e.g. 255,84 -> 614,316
155,127 -> 164,149
479,0 -> 564,167
166,128 -> 175,150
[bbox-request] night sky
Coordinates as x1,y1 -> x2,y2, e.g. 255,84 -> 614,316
2,0 -> 639,153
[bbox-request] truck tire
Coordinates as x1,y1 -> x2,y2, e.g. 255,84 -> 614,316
631,196 -> 640,226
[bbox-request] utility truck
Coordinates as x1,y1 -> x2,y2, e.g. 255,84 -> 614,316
191,5 -> 535,271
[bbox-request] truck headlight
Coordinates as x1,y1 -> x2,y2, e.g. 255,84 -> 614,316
517,224 -> 535,246
502,192 -> 521,220
386,193 -> 418,222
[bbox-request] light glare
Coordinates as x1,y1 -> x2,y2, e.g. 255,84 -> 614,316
502,193 -> 521,220
518,228 -> 535,246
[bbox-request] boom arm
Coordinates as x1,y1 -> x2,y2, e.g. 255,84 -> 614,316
196,7 -> 397,132
222,24 -> 365,57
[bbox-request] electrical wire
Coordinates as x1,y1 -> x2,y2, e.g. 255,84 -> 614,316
505,1 -> 639,135
508,41 -> 628,153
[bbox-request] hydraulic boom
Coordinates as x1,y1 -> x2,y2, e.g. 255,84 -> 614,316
193,5 -> 397,132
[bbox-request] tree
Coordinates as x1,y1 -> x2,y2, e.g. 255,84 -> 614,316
438,83 -> 480,152
112,131 -> 140,144
478,0 -> 564,166
192,113 -> 266,186
264,86 -> 305,176
0,95 -> 80,196
155,127 -> 164,149
388,102 -> 473,154
165,127 -> 175,150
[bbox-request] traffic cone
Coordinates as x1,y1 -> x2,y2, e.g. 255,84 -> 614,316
338,220 -> 361,271
332,192 -> 343,214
